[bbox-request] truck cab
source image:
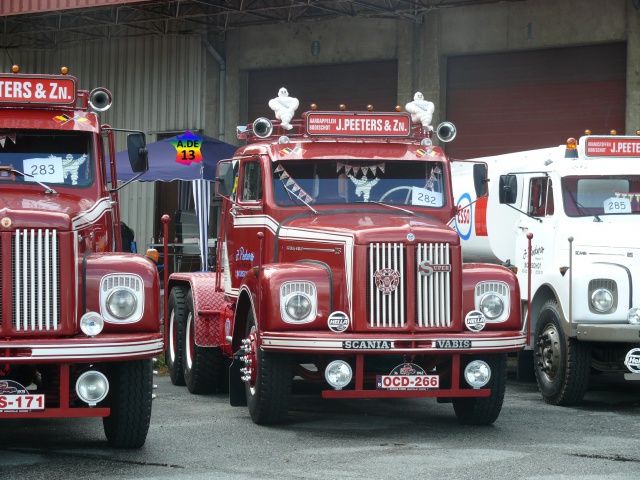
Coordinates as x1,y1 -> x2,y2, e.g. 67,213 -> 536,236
165,102 -> 526,426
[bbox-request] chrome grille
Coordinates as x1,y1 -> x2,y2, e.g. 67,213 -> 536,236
416,243 -> 451,328
12,229 -> 60,331
368,242 -> 405,327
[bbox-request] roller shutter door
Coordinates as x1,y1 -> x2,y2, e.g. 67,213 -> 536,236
446,43 -> 626,158
247,60 -> 398,123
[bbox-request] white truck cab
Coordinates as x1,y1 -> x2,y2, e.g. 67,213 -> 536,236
452,135 -> 640,405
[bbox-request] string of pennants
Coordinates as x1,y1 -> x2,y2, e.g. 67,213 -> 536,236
274,164 -> 314,204
337,161 -> 385,176
0,133 -> 16,148
425,165 -> 442,191
614,191 -> 640,203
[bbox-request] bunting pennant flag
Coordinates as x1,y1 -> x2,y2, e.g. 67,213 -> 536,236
275,164 -> 313,206
0,133 -> 16,148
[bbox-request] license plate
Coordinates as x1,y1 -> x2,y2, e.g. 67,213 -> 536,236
376,375 -> 439,390
0,394 -> 45,412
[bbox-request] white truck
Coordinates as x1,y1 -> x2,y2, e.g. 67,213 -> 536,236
451,134 -> 640,406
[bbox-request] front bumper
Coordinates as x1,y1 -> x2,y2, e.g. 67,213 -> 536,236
575,324 -> 640,343
261,330 -> 526,354
0,333 -> 164,364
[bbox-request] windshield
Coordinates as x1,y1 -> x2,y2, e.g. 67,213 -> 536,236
562,175 -> 640,216
0,130 -> 93,187
273,160 -> 446,207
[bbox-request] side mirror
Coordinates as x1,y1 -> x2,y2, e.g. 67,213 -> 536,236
473,163 -> 488,198
499,174 -> 518,204
216,161 -> 235,199
127,133 -> 148,173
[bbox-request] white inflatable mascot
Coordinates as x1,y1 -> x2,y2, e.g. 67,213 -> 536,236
268,87 -> 299,130
405,92 -> 435,131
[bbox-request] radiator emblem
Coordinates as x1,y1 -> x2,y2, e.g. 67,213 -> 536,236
1,217 -> 10,228
328,311 -> 350,333
373,268 -> 400,295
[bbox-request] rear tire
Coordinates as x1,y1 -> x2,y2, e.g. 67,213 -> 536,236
183,290 -> 225,394
165,287 -> 187,386
534,300 -> 591,406
103,359 -> 153,448
452,353 -> 507,425
244,309 -> 292,424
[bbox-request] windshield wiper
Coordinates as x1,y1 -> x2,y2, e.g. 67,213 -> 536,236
569,191 -> 601,222
370,201 -> 414,215
0,167 -> 58,194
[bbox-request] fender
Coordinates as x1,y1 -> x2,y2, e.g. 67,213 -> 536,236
84,252 -> 160,333
461,262 -> 521,331
169,272 -> 228,347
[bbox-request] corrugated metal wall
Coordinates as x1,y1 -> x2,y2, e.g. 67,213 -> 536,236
0,34 -> 208,248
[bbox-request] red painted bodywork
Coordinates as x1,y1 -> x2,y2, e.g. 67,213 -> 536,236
175,112 -> 526,402
0,73 -> 162,419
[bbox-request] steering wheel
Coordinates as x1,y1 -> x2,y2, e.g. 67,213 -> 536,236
379,186 -> 413,204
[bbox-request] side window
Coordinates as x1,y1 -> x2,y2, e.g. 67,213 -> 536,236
528,177 -> 553,217
241,161 -> 262,202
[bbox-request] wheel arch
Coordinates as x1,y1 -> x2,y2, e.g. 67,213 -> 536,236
528,283 -> 566,343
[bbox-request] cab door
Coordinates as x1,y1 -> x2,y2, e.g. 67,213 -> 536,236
224,157 -> 265,294
514,175 -> 556,293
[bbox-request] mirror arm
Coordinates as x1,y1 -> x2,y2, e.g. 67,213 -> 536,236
109,170 -> 147,194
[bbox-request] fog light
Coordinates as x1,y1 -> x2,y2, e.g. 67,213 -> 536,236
464,360 -> 491,389
80,312 -> 104,336
325,360 -> 352,390
628,308 -> 640,325
76,370 -> 109,406
591,288 -> 613,313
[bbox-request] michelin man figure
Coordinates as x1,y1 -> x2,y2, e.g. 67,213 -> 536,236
405,92 -> 435,131
268,87 -> 299,130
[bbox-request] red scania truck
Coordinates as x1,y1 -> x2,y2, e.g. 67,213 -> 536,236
164,102 -> 527,425
0,67 -> 162,448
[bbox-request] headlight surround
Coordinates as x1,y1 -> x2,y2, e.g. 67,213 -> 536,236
100,274 -> 144,323
280,281 -> 317,323
107,288 -> 137,319
474,281 -> 510,322
591,288 -> 613,313
479,293 -> 504,320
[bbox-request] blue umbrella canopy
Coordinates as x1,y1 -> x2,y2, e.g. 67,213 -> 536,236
114,133 -> 237,182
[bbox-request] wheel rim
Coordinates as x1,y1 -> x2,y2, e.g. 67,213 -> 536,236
168,311 -> 176,363
243,326 -> 259,394
185,313 -> 194,370
538,322 -> 561,381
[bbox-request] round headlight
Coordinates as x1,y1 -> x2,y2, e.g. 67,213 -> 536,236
76,370 -> 109,406
285,293 -> 312,321
591,288 -> 613,313
464,360 -> 491,388
106,289 -> 137,319
628,308 -> 640,325
479,293 -> 504,320
325,360 -> 352,390
80,312 -> 104,336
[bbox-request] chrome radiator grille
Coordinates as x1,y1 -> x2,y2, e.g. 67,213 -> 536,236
12,229 -> 61,331
367,242 -> 452,329
416,243 -> 451,327
369,242 -> 405,327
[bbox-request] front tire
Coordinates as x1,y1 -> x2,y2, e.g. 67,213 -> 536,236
183,290 -> 225,394
166,287 -> 187,386
452,353 -> 507,425
534,300 -> 591,406
103,359 -> 153,448
244,309 -> 292,424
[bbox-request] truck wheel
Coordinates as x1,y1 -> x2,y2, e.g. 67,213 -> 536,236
183,290 -> 224,394
165,286 -> 187,386
244,309 -> 292,424
534,300 -> 591,406
103,358 -> 153,448
452,353 -> 507,425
